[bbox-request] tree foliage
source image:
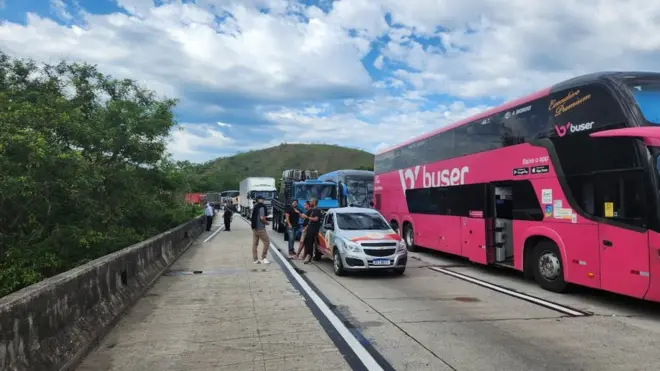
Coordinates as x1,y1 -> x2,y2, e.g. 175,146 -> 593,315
0,53 -> 199,297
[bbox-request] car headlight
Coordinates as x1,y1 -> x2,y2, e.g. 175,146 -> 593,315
345,241 -> 362,253
397,240 -> 407,252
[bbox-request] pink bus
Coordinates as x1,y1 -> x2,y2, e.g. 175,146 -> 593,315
374,72 -> 660,302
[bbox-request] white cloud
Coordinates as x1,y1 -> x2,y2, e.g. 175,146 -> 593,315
49,0 -> 72,20
167,123 -> 234,162
2,0 -> 660,162
0,1 -> 372,103
265,97 -> 490,152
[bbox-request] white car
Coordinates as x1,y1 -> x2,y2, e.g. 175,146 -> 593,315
315,207 -> 408,276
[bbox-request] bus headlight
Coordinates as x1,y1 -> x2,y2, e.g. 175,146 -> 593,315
397,240 -> 407,252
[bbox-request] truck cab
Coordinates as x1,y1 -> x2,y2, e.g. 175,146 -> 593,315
271,169 -> 339,238
239,178 -> 277,219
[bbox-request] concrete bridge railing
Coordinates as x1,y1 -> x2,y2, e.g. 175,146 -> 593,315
0,215 -> 206,371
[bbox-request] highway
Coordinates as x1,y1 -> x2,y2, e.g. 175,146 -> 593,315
264,223 -> 660,371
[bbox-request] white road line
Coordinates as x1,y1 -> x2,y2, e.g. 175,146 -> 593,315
241,218 -> 384,370
267,243 -> 384,370
429,266 -> 587,317
203,225 -> 225,243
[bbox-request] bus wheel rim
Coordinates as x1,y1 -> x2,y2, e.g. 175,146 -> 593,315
538,251 -> 560,281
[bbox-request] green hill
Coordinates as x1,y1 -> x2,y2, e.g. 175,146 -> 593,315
184,143 -> 374,192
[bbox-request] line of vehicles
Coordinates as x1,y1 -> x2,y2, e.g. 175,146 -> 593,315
187,70 -> 660,304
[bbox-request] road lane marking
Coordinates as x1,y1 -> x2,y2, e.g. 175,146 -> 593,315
429,266 -> 591,317
239,217 -> 385,371
203,225 -> 224,243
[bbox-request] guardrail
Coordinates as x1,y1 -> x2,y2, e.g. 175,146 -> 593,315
0,215 -> 206,371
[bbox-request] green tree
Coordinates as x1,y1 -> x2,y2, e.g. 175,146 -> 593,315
0,53 -> 198,297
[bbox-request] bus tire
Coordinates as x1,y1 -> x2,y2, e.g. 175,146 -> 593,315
403,223 -> 418,252
532,240 -> 568,293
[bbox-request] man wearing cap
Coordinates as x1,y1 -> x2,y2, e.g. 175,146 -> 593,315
250,195 -> 270,264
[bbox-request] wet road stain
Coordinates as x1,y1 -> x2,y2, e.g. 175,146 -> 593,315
163,268 -> 245,276
454,296 -> 480,302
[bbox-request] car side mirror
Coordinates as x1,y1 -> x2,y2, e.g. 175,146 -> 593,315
324,223 -> 334,230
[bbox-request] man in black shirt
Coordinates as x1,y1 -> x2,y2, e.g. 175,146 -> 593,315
301,198 -> 322,263
285,200 -> 300,257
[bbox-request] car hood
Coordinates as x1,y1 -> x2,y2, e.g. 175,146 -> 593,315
336,229 -> 401,242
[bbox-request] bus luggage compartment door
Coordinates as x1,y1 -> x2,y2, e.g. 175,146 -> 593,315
461,216 -> 488,265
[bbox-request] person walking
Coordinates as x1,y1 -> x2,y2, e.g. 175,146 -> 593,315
251,195 -> 270,264
204,202 -> 214,231
223,202 -> 233,231
300,198 -> 322,264
285,199 -> 300,258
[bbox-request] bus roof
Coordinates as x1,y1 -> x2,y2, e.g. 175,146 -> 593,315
320,169 -> 374,179
375,71 -> 650,156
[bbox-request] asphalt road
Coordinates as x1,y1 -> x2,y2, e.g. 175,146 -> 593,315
265,227 -> 660,371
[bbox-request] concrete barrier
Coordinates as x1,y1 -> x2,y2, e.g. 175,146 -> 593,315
0,215 -> 206,371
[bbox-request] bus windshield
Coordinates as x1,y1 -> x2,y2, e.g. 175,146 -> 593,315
627,82 -> 660,124
337,212 -> 390,230
250,190 -> 275,199
344,176 -> 374,207
294,184 -> 337,201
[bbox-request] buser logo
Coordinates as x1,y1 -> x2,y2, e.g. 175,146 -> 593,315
398,165 -> 469,194
554,121 -> 594,137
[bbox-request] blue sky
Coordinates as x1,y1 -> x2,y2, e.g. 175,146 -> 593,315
1,0 -> 659,162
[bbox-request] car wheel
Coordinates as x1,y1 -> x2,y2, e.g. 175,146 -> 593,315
333,249 -> 345,276
393,266 -> 406,276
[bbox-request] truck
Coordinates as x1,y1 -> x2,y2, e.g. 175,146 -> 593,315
238,177 -> 277,219
206,192 -> 222,209
184,193 -> 207,205
271,169 -> 339,239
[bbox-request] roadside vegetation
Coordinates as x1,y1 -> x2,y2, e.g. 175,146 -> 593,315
0,53 -> 200,297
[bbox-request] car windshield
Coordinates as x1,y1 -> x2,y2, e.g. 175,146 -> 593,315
294,184 -> 337,201
250,190 -> 275,199
344,176 -> 374,207
627,82 -> 660,124
336,212 -> 390,230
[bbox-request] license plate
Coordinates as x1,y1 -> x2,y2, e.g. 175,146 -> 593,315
372,259 -> 391,266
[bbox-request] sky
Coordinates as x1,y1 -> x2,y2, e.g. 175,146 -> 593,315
1,1 -> 660,163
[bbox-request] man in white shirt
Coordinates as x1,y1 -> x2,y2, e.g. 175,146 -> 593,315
204,203 -> 214,231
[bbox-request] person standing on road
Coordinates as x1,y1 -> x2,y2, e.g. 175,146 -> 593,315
285,199 -> 300,258
223,202 -> 233,231
301,198 -> 322,264
251,195 -> 270,264
204,202 -> 214,231
295,201 -> 311,259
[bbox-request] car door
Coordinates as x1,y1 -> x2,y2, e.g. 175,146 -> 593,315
318,212 -> 333,257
